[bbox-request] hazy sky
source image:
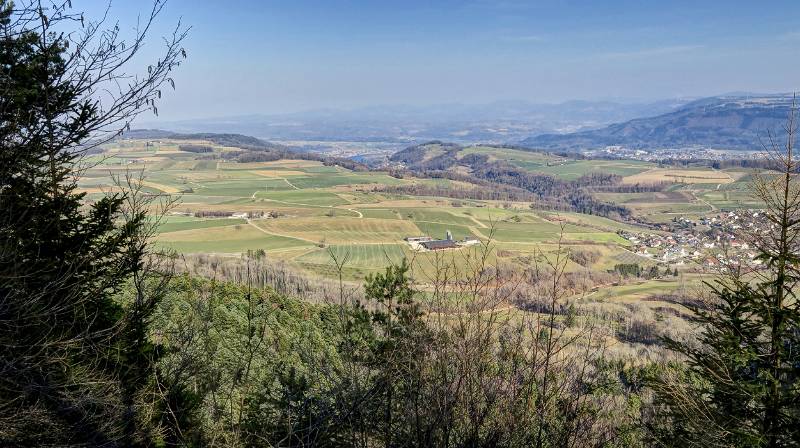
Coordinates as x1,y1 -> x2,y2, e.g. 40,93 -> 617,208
83,0 -> 800,120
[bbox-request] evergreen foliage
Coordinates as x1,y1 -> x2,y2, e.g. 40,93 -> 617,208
0,1 -> 185,444
650,106 -> 800,447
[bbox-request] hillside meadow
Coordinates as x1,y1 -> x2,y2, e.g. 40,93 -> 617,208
76,139 -> 763,330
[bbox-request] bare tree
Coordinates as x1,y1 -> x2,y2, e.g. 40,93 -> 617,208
0,0 -> 187,444
649,96 -> 800,447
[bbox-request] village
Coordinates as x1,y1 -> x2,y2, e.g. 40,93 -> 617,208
586,145 -> 767,162
619,209 -> 770,268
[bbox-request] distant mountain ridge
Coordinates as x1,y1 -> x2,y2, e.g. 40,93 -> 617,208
136,99 -> 691,143
521,94 -> 795,151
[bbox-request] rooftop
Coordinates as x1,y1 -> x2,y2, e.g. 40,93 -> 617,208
420,240 -> 459,251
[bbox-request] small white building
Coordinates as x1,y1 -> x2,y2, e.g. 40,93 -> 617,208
459,236 -> 480,247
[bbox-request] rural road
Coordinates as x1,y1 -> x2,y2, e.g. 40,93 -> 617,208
246,218 -> 318,244
691,191 -> 717,212
345,208 -> 363,218
248,194 -> 362,218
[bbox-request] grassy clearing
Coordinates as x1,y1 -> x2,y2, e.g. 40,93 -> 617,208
190,180 -> 278,197
255,190 -> 350,206
285,173 -> 404,189
537,211 -> 644,232
217,160 -> 323,170
413,222 -> 476,240
448,206 -> 521,223
141,180 -> 182,194
532,160 -> 655,180
358,209 -> 402,220
400,208 -> 478,226
613,250 -> 655,265
623,168 -> 734,185
296,244 -> 406,268
587,275 -> 704,303
252,216 -> 420,244
249,170 -> 308,177
157,217 -> 247,233
459,146 -> 558,168
563,232 -> 628,244
155,225 -> 311,253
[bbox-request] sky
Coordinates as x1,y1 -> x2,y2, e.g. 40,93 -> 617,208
82,0 -> 800,121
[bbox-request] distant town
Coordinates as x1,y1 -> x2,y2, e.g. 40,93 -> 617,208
619,209 -> 769,269
588,145 -> 767,162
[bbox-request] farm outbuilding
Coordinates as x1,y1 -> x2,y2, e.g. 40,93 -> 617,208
420,240 -> 459,251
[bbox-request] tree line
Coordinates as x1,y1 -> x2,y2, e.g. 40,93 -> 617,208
390,145 -> 641,218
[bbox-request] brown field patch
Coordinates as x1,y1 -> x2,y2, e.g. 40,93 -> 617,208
726,170 -> 753,181
262,159 -> 323,168
250,170 -> 308,177
623,169 -> 733,184
141,181 -> 181,193
219,160 -> 322,170
626,191 -> 692,203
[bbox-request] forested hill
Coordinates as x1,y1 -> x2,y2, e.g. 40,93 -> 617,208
521,94 -> 794,151
389,142 -> 662,218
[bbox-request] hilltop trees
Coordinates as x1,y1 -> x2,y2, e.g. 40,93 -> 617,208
0,1 -> 185,444
389,143 -> 641,218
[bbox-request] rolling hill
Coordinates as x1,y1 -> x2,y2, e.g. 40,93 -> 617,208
521,94 -> 795,151
121,129 -> 368,171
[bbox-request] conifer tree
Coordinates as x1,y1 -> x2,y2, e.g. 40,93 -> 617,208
0,1 -> 186,444
651,100 -> 800,447
363,259 -> 427,447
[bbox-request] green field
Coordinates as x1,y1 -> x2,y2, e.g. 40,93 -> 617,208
84,138 -> 760,291
157,216 -> 247,233
155,225 -> 312,253
413,222 -> 476,241
401,208 -> 478,227
359,208 -> 402,220
533,160 -> 655,180
296,244 -> 406,268
459,147 -> 656,180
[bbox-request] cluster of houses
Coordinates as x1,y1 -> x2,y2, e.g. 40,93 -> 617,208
405,231 -> 480,251
619,210 -> 769,268
586,145 -> 768,162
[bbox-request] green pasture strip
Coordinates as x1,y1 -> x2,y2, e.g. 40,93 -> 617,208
412,221 -> 475,240
157,218 -> 247,233
254,190 -> 350,206
156,226 -> 311,253
400,208 -> 477,226
359,209 -> 402,220
296,244 -> 406,268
